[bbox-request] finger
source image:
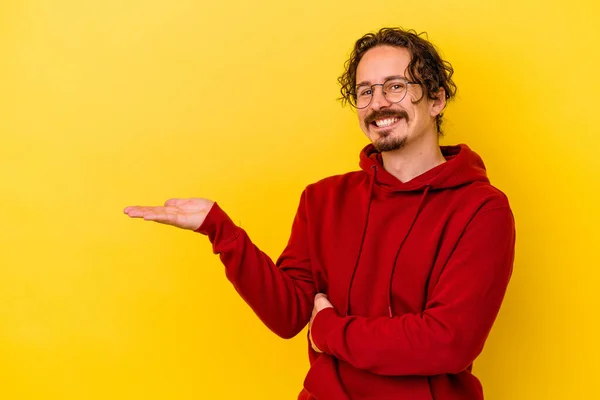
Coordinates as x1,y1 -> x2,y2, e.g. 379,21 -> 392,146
124,206 -> 164,218
143,212 -> 179,224
309,332 -> 322,353
124,207 -> 151,218
124,206 -> 149,214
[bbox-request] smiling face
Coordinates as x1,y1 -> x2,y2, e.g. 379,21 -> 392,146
355,45 -> 445,153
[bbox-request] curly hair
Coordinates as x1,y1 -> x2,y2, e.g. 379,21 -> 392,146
338,27 -> 457,134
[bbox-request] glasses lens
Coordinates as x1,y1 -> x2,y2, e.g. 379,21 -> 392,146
383,79 -> 408,103
354,86 -> 372,109
356,96 -> 371,109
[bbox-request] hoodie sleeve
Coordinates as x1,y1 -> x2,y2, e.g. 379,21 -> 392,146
309,205 -> 515,376
196,191 -> 316,339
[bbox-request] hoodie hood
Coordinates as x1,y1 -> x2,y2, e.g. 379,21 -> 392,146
358,143 -> 490,192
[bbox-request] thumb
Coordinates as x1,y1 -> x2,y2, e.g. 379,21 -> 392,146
315,293 -> 328,301
164,198 -> 187,207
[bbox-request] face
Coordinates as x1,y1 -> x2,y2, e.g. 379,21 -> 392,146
355,45 -> 445,152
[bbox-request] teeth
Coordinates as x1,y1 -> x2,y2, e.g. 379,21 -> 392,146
375,118 -> 399,127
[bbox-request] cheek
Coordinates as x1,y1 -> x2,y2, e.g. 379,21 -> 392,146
401,102 -> 420,123
358,111 -> 368,126
357,114 -> 371,135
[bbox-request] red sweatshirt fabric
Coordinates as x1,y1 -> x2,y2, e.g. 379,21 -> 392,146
196,143 -> 516,400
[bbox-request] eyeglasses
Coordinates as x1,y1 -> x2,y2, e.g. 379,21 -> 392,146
351,77 -> 418,109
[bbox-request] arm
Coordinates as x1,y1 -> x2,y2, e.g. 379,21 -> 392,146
196,191 -> 316,339
310,206 -> 515,375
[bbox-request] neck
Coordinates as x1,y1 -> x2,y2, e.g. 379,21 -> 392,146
380,132 -> 446,183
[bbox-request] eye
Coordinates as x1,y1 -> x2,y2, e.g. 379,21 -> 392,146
358,88 -> 372,97
387,82 -> 406,92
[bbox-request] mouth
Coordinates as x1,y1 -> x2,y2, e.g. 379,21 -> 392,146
369,116 -> 404,130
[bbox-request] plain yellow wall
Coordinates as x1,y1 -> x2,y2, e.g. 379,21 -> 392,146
1,0 -> 599,398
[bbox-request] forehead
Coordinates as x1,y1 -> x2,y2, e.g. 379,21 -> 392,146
356,45 -> 411,85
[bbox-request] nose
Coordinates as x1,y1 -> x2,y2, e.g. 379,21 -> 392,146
369,85 -> 391,110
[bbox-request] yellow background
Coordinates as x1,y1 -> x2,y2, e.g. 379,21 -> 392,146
1,0 -> 598,398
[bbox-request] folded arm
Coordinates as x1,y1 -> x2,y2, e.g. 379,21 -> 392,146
310,206 -> 516,375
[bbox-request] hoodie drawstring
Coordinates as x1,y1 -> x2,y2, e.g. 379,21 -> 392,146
344,165 -> 377,317
344,166 -> 432,318
387,185 -> 431,318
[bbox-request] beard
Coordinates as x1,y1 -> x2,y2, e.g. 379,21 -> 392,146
373,131 -> 407,152
364,108 -> 409,153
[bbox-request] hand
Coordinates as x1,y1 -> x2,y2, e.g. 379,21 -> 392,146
123,198 -> 215,231
309,293 -> 334,353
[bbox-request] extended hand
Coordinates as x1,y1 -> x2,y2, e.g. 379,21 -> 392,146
309,293 -> 334,353
123,198 -> 215,231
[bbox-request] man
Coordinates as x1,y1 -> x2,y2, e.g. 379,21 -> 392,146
124,27 -> 515,399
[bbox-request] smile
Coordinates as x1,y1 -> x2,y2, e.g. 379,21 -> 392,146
370,117 -> 402,128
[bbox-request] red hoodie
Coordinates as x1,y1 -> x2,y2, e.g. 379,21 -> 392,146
196,143 -> 516,399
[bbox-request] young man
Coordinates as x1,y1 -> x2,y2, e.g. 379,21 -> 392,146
124,27 -> 516,400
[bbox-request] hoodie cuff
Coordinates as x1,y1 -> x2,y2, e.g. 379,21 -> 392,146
310,307 -> 342,354
194,202 -> 241,252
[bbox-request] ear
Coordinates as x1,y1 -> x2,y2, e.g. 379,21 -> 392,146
430,87 -> 447,118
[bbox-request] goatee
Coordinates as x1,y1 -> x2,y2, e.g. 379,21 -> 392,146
373,134 -> 407,152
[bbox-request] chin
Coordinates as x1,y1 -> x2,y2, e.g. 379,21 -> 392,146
373,135 -> 407,152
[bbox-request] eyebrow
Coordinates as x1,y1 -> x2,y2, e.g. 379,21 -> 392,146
356,75 -> 408,88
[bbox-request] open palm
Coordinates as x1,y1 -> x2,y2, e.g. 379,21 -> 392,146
123,198 -> 215,231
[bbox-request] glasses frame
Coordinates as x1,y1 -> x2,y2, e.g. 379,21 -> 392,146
351,77 -> 419,109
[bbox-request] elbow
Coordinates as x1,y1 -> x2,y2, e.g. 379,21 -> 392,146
436,340 -> 483,374
274,328 -> 300,340
443,350 -> 477,375
253,299 -> 311,340
423,317 -> 487,374
269,321 -> 307,340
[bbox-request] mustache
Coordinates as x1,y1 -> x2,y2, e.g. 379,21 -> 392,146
365,109 -> 409,124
